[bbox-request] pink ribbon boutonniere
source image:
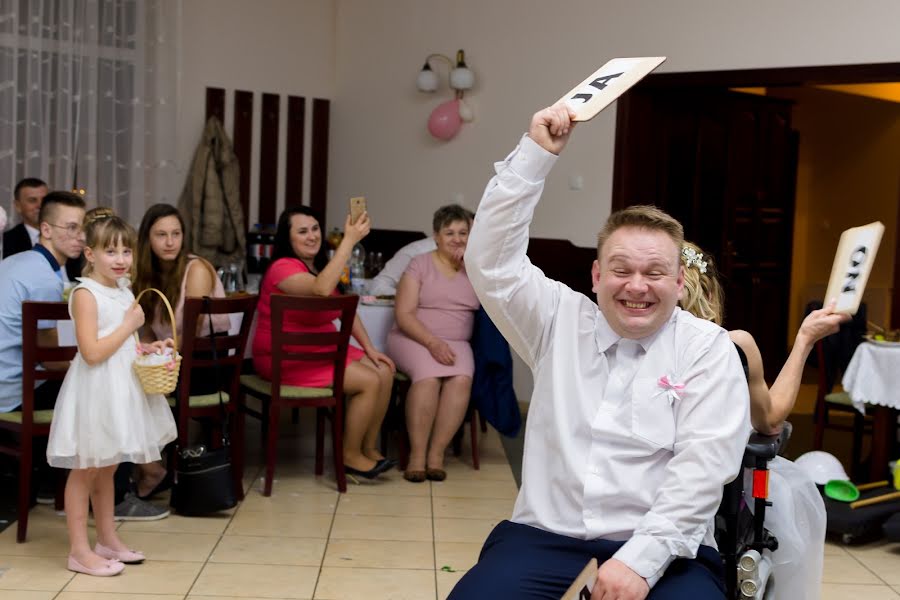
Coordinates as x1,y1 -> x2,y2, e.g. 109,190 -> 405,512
657,375 -> 685,404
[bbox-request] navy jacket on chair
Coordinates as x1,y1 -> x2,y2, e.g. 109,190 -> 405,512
471,307 -> 521,437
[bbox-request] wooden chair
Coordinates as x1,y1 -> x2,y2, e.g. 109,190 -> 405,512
812,339 -> 873,479
169,295 -> 258,501
238,294 -> 358,495
0,302 -> 76,542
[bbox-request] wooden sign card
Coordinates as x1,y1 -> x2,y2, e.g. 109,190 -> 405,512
823,221 -> 884,315
558,57 -> 666,121
560,558 -> 598,600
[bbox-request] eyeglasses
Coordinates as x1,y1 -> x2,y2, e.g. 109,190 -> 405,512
48,223 -> 84,238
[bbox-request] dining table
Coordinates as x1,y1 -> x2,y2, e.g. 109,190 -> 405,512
842,339 -> 900,481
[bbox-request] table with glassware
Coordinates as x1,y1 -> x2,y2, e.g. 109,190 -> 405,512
842,339 -> 900,481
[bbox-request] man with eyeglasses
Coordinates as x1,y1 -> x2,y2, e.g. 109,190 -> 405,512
3,178 -> 83,280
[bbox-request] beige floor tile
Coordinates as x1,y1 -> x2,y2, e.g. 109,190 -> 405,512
238,490 -> 338,514
191,562 -> 318,599
442,460 -> 515,482
57,594 -> 182,600
845,542 -> 900,585
0,592 -> 56,600
0,555 -> 73,591
225,510 -> 333,538
329,514 -> 433,542
323,539 -> 434,570
343,476 -> 432,496
822,583 -> 900,600
315,566 -> 435,600
437,570 -> 466,600
824,541 -> 849,556
821,554 -> 882,585
211,535 -> 326,566
117,513 -> 232,535
63,560 -> 202,595
433,518 -> 499,544
433,497 -> 513,520
435,541 -> 482,572
114,531 -> 220,562
336,493 -> 431,517
248,474 -> 343,495
24,505 -> 71,527
0,523 -> 72,557
431,478 -> 519,499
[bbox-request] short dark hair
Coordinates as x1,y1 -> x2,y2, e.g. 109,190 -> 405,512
432,204 -> 473,233
37,191 -> 86,225
14,177 -> 48,200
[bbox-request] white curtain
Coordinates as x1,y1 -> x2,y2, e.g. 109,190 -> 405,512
0,0 -> 179,226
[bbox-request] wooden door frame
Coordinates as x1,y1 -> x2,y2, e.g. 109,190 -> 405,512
612,61 -> 900,327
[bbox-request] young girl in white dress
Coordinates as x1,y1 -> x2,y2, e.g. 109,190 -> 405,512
47,208 -> 176,577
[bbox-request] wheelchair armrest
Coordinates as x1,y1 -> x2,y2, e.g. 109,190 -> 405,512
742,422 -> 792,467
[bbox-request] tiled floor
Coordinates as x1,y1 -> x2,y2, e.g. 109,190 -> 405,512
0,415 -> 898,599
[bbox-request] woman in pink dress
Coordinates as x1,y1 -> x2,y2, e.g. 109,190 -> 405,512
386,205 -> 479,482
252,205 -> 396,479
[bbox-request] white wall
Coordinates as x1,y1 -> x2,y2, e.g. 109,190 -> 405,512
330,0 -> 900,245
177,0 -> 336,222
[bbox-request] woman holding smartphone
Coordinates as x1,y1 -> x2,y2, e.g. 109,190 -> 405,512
252,205 -> 397,479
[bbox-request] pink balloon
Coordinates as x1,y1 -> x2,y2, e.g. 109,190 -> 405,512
427,99 -> 462,140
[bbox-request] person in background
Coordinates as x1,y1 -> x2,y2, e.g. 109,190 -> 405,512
451,103 -> 749,600
132,203 -> 230,498
368,237 -> 436,296
679,240 -> 845,600
386,204 -> 480,482
252,205 -> 396,479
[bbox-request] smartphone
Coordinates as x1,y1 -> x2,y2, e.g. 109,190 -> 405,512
349,196 -> 367,224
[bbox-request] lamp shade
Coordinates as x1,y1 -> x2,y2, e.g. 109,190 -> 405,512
449,66 -> 474,90
416,65 -> 439,92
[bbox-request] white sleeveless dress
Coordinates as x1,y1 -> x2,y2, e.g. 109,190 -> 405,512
47,278 -> 177,469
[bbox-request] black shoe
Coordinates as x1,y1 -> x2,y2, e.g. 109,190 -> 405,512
376,458 -> 398,471
344,460 -> 392,480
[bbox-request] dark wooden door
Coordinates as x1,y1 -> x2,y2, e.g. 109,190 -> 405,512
613,89 -> 798,378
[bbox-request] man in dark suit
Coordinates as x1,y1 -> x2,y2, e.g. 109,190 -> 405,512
3,178 -> 82,279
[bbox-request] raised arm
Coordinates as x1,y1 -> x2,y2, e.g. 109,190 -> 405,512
277,213 -> 370,297
731,301 -> 847,434
72,288 -> 145,366
465,104 -> 577,368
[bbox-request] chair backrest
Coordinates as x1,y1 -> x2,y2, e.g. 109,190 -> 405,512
178,294 -> 259,400
20,301 -> 77,422
269,294 -> 359,399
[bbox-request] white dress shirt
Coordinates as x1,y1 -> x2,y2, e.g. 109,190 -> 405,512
368,237 -> 436,296
466,135 -> 750,587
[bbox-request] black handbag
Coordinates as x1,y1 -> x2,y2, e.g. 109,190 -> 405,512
170,297 -> 238,515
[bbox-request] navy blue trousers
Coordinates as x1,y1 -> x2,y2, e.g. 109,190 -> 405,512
448,521 -> 725,600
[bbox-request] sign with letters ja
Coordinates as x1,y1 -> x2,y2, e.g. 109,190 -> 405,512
824,221 -> 884,315
558,57 -> 666,121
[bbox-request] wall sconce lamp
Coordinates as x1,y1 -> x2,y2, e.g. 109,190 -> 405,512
416,49 -> 475,140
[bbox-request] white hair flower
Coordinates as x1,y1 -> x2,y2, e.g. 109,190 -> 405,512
681,247 -> 708,274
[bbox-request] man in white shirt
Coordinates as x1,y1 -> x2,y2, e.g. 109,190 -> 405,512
450,104 -> 750,599
367,237 -> 435,296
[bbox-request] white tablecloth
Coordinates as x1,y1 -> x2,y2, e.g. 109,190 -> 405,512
842,341 -> 900,412
351,303 -> 395,353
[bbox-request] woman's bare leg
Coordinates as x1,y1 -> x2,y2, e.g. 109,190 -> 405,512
342,360 -> 382,472
426,375 -> 472,470
404,377 -> 441,472
359,357 -> 394,462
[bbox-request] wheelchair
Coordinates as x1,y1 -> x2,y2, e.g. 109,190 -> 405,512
716,424 -> 791,600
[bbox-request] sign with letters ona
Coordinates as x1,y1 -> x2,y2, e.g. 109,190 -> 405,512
558,57 -> 666,121
823,221 -> 884,315
561,558 -> 598,600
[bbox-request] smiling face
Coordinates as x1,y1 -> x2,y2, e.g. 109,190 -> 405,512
289,213 -> 322,261
148,215 -> 183,263
593,226 -> 684,339
85,238 -> 133,287
434,219 -> 470,260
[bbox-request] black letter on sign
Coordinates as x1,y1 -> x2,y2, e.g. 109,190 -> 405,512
842,246 -> 868,293
589,72 -> 624,91
849,246 -> 867,268
579,585 -> 592,600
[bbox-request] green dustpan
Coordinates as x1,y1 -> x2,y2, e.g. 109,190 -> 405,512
824,479 -> 860,502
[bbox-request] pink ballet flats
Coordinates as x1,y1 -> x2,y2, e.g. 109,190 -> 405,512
95,542 -> 146,564
67,555 -> 125,577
